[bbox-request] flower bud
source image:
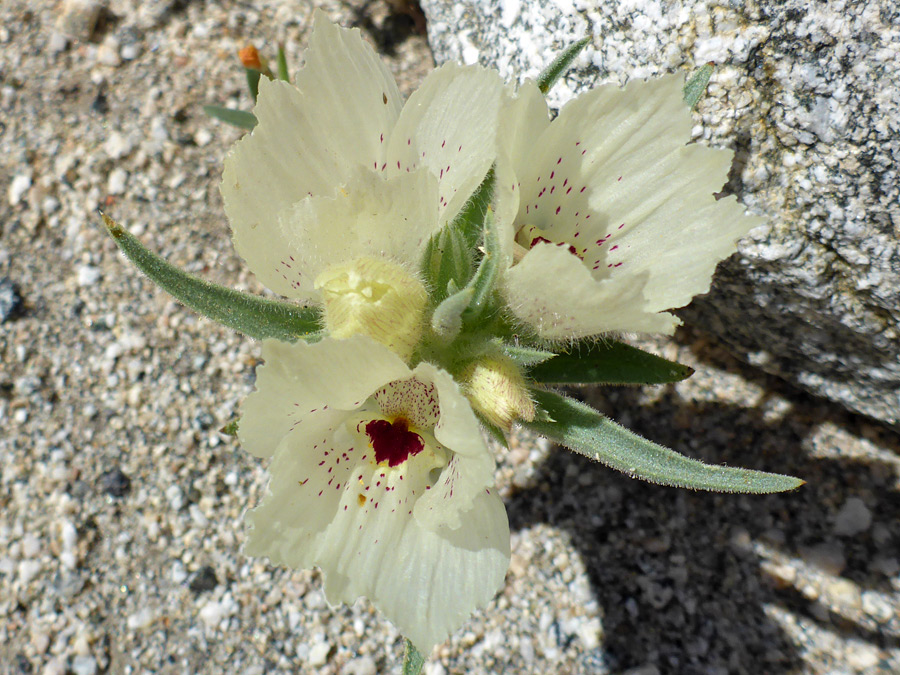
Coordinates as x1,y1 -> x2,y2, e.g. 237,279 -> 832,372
315,257 -> 427,362
460,355 -> 536,431
238,45 -> 264,71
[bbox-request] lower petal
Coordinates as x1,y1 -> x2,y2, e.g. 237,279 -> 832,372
503,242 -> 679,338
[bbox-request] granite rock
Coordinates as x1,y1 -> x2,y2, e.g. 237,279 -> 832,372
421,0 -> 900,427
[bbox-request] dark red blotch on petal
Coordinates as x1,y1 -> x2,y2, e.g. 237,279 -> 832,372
365,418 -> 424,467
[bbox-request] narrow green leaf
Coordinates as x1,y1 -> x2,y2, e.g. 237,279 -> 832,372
502,343 -> 557,368
537,36 -> 591,95
528,339 -> 693,385
421,224 -> 472,305
450,166 -> 495,250
402,639 -> 425,675
524,389 -> 805,494
246,67 -> 261,102
220,419 -> 239,436
202,105 -> 258,130
102,214 -> 321,342
276,44 -> 290,81
683,63 -> 714,109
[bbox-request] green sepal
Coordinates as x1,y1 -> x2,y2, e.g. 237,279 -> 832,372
430,207 -> 503,339
402,639 -> 425,675
202,105 -> 258,130
430,287 -> 474,340
450,166 -> 495,250
246,67 -> 261,102
502,343 -> 557,368
527,339 -> 693,385
683,64 -> 714,109
421,224 -> 472,305
220,419 -> 239,436
474,410 -> 509,449
524,389 -> 805,494
102,214 -> 321,342
276,44 -> 290,81
459,207 -> 502,328
537,36 -> 591,95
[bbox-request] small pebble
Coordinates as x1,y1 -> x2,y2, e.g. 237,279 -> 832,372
861,590 -> 895,623
77,265 -> 102,287
198,597 -> 230,628
56,0 -> 102,41
18,560 -> 42,585
120,43 -> 141,60
308,641 -> 331,667
342,656 -> 377,675
106,167 -> 128,195
845,640 -> 882,671
188,565 -> 218,594
42,657 -> 66,675
70,655 -> 97,675
194,128 -> 213,147
0,278 -> 23,322
833,497 -> 872,536
126,608 -> 154,630
48,31 -> 69,53
824,578 -> 862,613
104,132 -> 134,160
96,42 -> 121,67
8,173 -> 32,206
99,468 -> 131,498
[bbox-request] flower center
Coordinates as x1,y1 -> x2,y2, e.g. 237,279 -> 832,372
365,416 -> 425,467
515,224 -> 584,261
315,257 -> 428,362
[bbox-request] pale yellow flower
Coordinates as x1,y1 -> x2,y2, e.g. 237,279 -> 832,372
241,335 -> 510,654
220,12 -> 504,357
496,74 -> 763,339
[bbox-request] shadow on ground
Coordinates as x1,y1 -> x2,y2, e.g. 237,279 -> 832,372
505,326 -> 900,673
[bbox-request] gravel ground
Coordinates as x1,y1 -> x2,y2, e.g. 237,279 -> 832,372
1,1 -> 898,674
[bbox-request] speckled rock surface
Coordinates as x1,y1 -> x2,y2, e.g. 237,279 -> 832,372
421,0 -> 900,428
2,1 -> 899,673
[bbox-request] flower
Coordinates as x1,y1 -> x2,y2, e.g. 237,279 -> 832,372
496,74 -> 763,340
220,11 -> 504,359
240,335 -> 510,653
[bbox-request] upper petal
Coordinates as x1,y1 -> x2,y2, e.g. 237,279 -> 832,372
504,74 -> 760,336
271,168 -> 440,302
222,13 -> 403,295
386,63 -> 505,224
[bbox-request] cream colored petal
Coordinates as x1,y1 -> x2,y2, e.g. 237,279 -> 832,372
244,354 -> 509,654
271,168 -> 440,301
507,74 -> 758,335
238,336 -> 411,459
493,80 -> 552,282
247,456 -> 509,655
503,242 -> 678,339
386,63 -> 505,224
498,79 -> 550,171
222,13 -> 402,296
295,13 -> 403,172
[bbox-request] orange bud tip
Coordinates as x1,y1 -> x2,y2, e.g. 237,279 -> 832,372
239,45 -> 263,70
